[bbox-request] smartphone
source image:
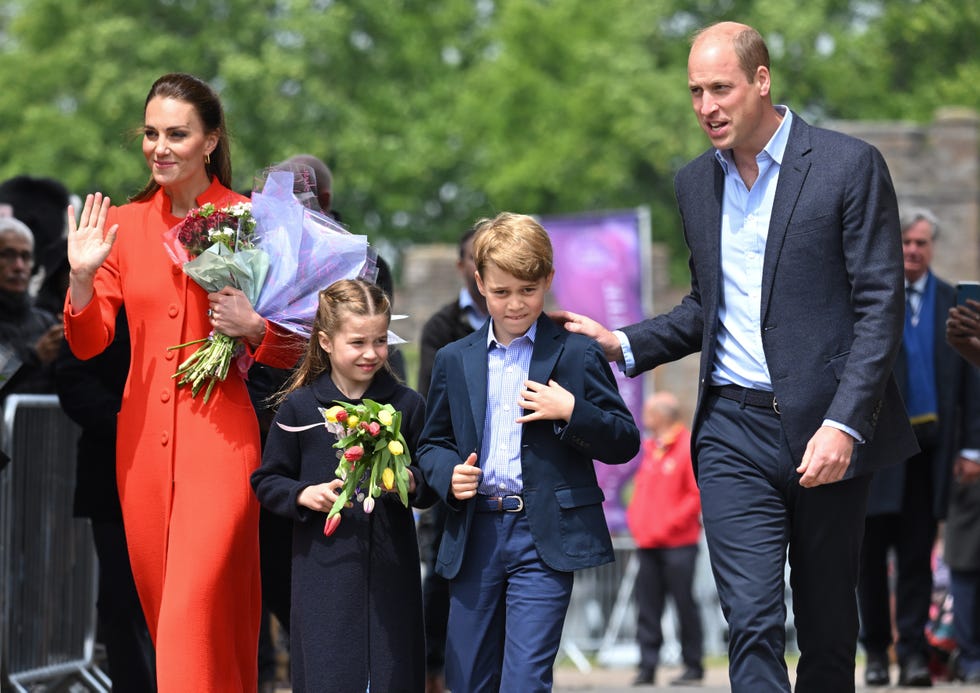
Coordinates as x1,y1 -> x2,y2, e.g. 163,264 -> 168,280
957,281 -> 980,306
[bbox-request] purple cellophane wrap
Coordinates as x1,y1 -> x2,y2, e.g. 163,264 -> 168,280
250,171 -> 376,338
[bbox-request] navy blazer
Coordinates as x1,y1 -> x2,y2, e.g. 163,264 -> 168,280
867,275 -> 980,519
418,314 -> 640,579
622,113 -> 918,477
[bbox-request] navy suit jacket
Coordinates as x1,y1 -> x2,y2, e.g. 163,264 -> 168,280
867,275 -> 980,518
622,113 -> 918,476
418,314 -> 640,579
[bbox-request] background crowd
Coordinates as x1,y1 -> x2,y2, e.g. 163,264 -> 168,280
2,18 -> 980,693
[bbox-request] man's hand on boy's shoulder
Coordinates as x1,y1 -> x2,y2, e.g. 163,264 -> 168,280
516,379 -> 574,425
548,309 -> 623,362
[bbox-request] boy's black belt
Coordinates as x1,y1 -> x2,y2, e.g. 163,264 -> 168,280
709,384 -> 780,414
474,495 -> 524,513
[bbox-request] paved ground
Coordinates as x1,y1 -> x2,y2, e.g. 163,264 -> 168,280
553,663 -> 978,692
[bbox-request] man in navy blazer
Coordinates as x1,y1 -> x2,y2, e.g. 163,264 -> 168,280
418,213 -> 639,692
859,209 -> 980,686
556,21 -> 918,693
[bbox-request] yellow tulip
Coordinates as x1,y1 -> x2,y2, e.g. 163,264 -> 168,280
323,405 -> 344,423
387,440 -> 404,456
382,467 -> 395,490
347,415 -> 360,428
378,409 -> 393,426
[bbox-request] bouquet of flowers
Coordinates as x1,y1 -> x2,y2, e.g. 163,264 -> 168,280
163,202 -> 269,402
163,171 -> 376,403
277,398 -> 413,536
248,170 -> 376,339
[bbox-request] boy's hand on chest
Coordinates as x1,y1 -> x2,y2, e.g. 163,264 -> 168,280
515,379 -> 573,425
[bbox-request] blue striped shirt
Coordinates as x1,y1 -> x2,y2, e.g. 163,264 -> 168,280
478,319 -> 536,496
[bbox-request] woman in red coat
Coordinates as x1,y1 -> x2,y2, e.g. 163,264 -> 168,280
64,73 -> 302,691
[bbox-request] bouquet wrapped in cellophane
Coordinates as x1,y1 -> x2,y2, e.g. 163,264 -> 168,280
163,202 -> 268,402
163,170 -> 377,403
276,399 -> 413,536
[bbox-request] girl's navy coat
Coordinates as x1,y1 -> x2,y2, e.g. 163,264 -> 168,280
252,369 -> 432,693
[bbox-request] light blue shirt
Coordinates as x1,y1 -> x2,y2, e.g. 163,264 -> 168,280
478,319 -> 535,496
710,106 -> 792,389
459,287 -> 488,332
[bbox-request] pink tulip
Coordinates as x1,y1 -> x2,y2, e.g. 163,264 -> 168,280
323,514 -> 341,537
344,445 -> 364,462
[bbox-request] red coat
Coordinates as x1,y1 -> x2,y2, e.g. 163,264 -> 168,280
626,424 -> 702,549
64,179 -> 302,692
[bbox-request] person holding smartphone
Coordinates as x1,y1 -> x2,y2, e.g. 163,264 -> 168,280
945,279 -> 980,683
947,283 -> 980,367
859,208 -> 980,686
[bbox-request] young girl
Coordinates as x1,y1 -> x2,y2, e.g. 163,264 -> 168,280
251,278 -> 432,693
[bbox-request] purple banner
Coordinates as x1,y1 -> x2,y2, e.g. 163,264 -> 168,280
539,209 -> 649,534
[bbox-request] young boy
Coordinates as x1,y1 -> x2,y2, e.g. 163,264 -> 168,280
418,212 -> 640,692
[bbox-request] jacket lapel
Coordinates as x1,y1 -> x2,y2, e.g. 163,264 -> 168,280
527,315 -> 564,386
761,114 -> 812,324
462,323 -> 490,442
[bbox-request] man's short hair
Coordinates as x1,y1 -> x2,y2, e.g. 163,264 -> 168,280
901,207 -> 940,239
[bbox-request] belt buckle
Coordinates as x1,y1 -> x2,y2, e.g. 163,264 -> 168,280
505,495 -> 524,513
772,396 -> 780,415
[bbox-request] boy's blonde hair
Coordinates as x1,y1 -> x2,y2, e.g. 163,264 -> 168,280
472,212 -> 553,282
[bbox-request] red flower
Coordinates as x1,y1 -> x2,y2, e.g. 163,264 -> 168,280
323,514 -> 341,537
335,410 -> 349,424
367,422 -> 381,437
343,445 -> 364,462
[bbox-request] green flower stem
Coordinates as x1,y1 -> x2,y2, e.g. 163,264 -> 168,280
170,332 -> 241,403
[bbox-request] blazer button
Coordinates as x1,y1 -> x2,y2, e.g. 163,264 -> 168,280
165,350 -> 175,361
168,304 -> 179,318
161,391 -> 171,403
161,431 -> 170,446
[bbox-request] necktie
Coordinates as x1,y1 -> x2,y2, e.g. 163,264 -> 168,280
907,286 -> 919,327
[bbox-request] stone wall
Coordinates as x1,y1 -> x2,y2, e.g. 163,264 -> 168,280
832,107 -> 980,285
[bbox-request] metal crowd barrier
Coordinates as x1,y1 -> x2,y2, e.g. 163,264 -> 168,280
1,395 -> 108,692
560,534 -> 800,672
560,535 -> 729,672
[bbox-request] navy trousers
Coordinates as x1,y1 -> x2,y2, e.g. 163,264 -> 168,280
445,510 -> 573,693
858,451 -> 937,663
635,544 -> 704,672
695,394 -> 871,693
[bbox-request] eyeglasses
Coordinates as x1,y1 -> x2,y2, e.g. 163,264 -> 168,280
0,248 -> 34,265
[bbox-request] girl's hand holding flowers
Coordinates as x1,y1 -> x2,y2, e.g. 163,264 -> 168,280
275,398 -> 415,537
298,479 -> 349,513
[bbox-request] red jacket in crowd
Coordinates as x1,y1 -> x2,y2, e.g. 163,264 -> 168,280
626,424 -> 701,548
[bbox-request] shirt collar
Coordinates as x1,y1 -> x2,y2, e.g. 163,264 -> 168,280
907,272 -> 929,294
459,287 -> 486,315
486,318 -> 537,349
714,105 -> 792,173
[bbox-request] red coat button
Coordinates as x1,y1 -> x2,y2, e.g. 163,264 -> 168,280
161,431 -> 170,445
168,304 -> 179,318
161,391 -> 171,403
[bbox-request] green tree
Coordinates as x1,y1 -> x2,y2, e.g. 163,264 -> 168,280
1,0 -> 977,273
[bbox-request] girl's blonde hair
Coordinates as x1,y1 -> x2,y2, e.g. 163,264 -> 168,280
275,278 -> 391,403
